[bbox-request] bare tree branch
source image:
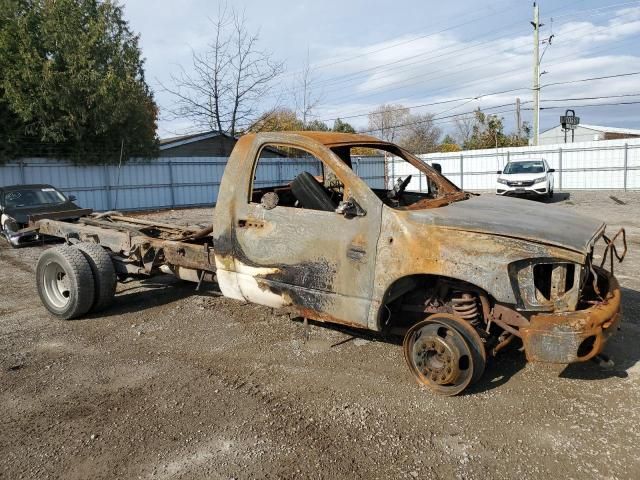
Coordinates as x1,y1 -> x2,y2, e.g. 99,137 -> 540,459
160,2 -> 283,136
294,49 -> 323,129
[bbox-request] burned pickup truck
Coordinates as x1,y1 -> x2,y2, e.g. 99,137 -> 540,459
31,132 -> 626,395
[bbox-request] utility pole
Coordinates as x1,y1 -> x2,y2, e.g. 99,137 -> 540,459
531,2 -> 541,146
515,97 -> 522,137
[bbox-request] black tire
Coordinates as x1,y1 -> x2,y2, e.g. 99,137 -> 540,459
75,242 -> 117,312
36,246 -> 95,320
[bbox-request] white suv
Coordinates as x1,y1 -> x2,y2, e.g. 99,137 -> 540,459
496,158 -> 555,198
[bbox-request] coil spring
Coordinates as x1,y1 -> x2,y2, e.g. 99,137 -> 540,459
451,292 -> 480,326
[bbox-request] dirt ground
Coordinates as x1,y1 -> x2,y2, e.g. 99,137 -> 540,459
1,191 -> 639,480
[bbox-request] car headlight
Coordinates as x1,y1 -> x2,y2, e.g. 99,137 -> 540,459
497,178 -> 509,185
533,176 -> 547,184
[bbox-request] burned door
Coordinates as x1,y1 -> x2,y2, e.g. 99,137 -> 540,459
231,137 -> 383,327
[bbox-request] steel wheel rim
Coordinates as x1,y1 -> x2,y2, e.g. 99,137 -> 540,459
43,262 -> 71,309
405,321 -> 474,395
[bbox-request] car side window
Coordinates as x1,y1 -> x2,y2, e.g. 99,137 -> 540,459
249,144 -> 344,212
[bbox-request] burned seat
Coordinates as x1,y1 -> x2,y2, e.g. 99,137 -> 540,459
290,172 -> 337,212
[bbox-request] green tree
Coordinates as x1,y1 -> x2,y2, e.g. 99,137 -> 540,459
305,119 -> 329,131
0,0 -> 158,163
463,109 -> 506,150
248,108 -> 304,132
332,118 -> 356,133
438,134 -> 461,152
458,109 -> 531,150
507,121 -> 531,147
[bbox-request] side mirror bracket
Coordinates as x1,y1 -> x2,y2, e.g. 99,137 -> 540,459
336,197 -> 366,218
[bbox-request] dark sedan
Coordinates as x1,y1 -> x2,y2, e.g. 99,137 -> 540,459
1,184 -> 90,247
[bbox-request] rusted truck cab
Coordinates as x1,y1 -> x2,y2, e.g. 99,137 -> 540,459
212,132 -> 624,395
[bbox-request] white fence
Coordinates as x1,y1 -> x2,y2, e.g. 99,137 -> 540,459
1,138 -> 638,212
0,156 -> 386,211
390,138 -> 640,192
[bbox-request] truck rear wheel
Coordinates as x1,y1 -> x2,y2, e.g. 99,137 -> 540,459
36,246 -> 95,320
75,242 -> 117,312
403,313 -> 486,396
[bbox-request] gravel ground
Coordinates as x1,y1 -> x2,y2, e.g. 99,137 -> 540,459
1,191 -> 639,480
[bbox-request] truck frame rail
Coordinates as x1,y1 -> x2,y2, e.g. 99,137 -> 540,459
36,213 -> 216,281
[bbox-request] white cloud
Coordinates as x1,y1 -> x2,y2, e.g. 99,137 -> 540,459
121,1 -> 640,136
312,5 -> 640,133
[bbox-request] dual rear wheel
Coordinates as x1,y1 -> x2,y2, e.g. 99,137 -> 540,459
36,243 -> 116,320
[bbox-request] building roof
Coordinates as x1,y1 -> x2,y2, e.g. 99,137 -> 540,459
159,131 -> 235,150
541,124 -> 640,135
578,124 -> 640,135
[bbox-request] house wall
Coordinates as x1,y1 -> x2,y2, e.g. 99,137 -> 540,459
538,126 -> 605,145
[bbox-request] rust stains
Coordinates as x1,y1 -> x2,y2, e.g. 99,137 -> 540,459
521,268 -> 621,363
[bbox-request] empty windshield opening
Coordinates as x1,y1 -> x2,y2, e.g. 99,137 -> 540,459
329,143 -> 464,210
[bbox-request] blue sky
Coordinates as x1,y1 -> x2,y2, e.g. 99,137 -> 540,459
122,0 -> 640,138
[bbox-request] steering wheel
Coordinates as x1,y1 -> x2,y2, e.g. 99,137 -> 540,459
395,174 -> 412,198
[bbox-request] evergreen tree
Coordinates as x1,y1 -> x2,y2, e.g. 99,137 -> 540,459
0,0 -> 158,163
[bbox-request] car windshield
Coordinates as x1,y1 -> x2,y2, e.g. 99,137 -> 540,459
3,187 -> 66,208
503,161 -> 545,174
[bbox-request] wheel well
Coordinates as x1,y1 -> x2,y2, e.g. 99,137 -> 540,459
377,274 -> 491,332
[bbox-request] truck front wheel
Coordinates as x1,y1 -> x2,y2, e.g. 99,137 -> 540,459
403,313 -> 486,396
36,246 -> 95,320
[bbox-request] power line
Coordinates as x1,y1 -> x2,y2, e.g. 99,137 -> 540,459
319,29 -> 640,115
310,0 -> 590,78
535,100 -> 640,110
319,73 -> 640,126
550,0 -> 640,20
320,16 -> 636,106
357,83 -> 640,134
303,1 -> 630,95
279,0 -> 521,79
539,92 -> 640,102
358,102 -> 516,134
258,1 -> 634,112
541,71 -> 640,88
319,87 -> 531,123
274,0 -> 600,97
